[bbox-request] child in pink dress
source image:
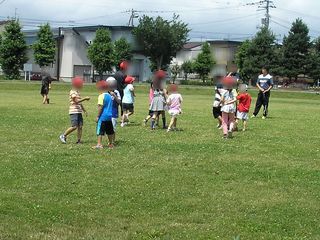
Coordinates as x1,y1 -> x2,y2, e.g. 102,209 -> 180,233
166,84 -> 183,132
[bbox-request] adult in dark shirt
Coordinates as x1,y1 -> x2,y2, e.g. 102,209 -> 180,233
40,72 -> 53,104
114,61 -> 128,115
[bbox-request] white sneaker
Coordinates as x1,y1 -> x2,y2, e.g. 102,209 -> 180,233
59,134 -> 67,144
120,122 -> 125,127
262,116 -> 266,120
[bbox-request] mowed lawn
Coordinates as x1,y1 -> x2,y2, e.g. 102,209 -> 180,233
0,81 -> 319,240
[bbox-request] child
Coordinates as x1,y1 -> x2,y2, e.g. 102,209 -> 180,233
143,82 -> 155,126
106,77 -> 121,134
93,81 -> 115,149
59,77 -> 90,144
212,83 -> 224,129
167,84 -> 183,132
40,72 -> 52,104
121,76 -> 135,127
235,84 -> 252,131
150,70 -> 168,130
220,76 -> 237,139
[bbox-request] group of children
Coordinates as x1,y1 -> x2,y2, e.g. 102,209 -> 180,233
143,70 -> 183,132
59,69 -> 183,149
212,76 -> 252,139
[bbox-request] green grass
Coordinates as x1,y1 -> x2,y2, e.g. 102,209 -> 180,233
0,81 -> 319,240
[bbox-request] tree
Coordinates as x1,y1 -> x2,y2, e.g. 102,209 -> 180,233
133,14 -> 190,70
114,37 -> 132,70
0,20 -> 28,79
282,19 -> 311,80
181,60 -> 194,81
33,23 -> 56,69
170,63 -> 180,83
235,39 -> 251,82
308,38 -> 320,85
88,28 -> 114,78
236,27 -> 278,82
193,42 -> 215,82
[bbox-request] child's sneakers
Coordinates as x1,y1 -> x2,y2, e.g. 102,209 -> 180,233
262,116 -> 266,119
92,145 -> 103,149
59,134 -> 67,144
108,144 -> 114,149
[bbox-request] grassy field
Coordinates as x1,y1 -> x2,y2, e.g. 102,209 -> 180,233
0,81 -> 319,240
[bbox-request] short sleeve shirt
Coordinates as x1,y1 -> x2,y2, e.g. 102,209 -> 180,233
122,84 -> 134,104
69,90 -> 82,114
257,74 -> 273,90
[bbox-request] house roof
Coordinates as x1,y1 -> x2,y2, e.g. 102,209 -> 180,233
183,40 -> 242,50
0,20 -> 11,26
183,42 -> 202,50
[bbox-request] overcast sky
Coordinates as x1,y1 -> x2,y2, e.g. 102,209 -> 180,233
0,0 -> 319,41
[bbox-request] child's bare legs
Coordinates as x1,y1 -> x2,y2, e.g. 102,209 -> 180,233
160,111 -> 166,129
107,134 -> 115,146
42,94 -> 48,104
64,126 -> 77,137
234,119 -> 239,131
77,126 -> 82,143
243,120 -> 247,131
168,116 -> 176,131
151,112 -> 158,130
97,135 -> 103,146
173,118 -> 177,128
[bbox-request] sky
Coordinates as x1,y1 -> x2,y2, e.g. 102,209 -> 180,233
0,0 -> 320,41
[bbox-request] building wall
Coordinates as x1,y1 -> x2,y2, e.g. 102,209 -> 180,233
175,41 -> 240,77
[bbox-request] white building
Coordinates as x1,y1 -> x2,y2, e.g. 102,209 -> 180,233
24,25 -> 152,82
174,40 -> 242,77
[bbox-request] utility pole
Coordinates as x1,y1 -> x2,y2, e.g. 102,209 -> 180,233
128,9 -> 139,27
14,8 -> 18,20
259,0 -> 276,28
247,0 -> 276,28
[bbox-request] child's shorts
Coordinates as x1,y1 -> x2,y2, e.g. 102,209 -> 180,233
122,103 -> 134,112
112,118 -> 117,131
212,107 -> 222,119
70,113 -> 83,127
236,111 -> 249,120
96,120 -> 114,136
168,109 -> 181,117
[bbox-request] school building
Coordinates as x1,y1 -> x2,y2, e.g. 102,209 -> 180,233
23,25 -> 152,82
174,40 -> 242,77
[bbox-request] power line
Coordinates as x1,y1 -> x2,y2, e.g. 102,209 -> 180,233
189,13 -> 259,26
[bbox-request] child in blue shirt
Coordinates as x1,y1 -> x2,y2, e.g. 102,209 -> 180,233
106,77 -> 121,140
92,81 -> 115,149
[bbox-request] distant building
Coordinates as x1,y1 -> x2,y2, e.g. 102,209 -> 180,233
24,25 -> 152,82
174,40 -> 242,77
0,20 -> 11,33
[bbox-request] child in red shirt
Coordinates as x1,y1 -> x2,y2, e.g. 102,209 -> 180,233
235,84 -> 252,131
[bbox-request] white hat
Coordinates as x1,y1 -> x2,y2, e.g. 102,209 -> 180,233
106,77 -> 116,83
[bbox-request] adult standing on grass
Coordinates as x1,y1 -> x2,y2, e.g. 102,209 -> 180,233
40,72 -> 53,104
114,61 -> 128,115
252,67 -> 273,119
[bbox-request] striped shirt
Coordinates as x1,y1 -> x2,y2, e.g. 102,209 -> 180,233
257,74 -> 273,90
69,90 -> 83,114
